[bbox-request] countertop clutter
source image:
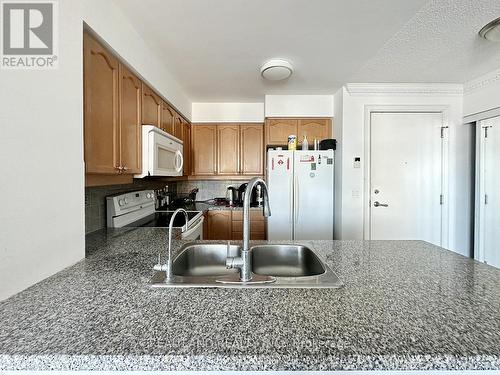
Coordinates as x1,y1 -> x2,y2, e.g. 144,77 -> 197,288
1,229 -> 500,371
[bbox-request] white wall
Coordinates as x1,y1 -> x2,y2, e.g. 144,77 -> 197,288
463,67 -> 500,120
336,84 -> 472,256
265,95 -> 334,117
191,103 -> 264,123
333,89 -> 344,240
0,0 -> 85,300
83,0 -> 192,119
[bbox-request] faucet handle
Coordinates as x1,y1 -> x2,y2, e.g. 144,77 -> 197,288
153,253 -> 165,271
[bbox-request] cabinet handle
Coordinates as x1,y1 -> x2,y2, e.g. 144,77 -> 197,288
115,165 -> 123,174
122,166 -> 128,172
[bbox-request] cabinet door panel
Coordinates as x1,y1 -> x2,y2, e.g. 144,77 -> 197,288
191,125 -> 217,175
173,113 -> 183,140
297,119 -> 331,143
161,102 -> 175,134
142,84 -> 161,127
182,122 -> 191,176
119,65 -> 142,174
207,211 -> 231,240
240,124 -> 264,175
84,33 -> 120,174
217,125 -> 240,174
265,119 -> 297,145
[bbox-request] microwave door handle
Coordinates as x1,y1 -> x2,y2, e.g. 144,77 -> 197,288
174,150 -> 183,173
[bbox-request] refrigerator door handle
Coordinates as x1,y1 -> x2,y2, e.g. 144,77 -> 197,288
294,176 -> 299,225
289,176 -> 293,224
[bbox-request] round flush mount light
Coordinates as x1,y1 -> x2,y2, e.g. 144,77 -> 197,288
260,59 -> 293,81
479,17 -> 500,42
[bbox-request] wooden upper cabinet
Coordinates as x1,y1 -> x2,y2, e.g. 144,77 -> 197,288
265,119 -> 298,145
298,119 -> 331,142
217,124 -> 240,175
207,210 -> 231,240
240,124 -> 264,175
161,102 -> 175,135
141,84 -> 161,127
119,64 -> 142,174
191,125 -> 217,175
182,122 -> 191,176
173,113 -> 183,140
83,33 -> 120,174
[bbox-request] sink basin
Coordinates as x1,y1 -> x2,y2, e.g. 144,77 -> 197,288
150,242 -> 343,289
252,245 -> 326,277
172,244 -> 240,277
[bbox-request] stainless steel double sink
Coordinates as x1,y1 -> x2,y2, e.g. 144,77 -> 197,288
150,243 -> 343,288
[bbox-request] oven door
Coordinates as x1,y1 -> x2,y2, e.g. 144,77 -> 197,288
182,216 -> 204,240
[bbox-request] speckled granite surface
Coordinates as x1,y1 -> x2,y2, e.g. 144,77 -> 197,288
1,229 -> 500,371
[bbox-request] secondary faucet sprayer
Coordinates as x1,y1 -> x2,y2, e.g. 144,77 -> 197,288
153,208 -> 189,282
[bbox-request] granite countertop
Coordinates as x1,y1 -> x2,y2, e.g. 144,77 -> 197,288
1,229 -> 500,371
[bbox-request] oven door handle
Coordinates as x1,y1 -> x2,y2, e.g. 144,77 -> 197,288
181,216 -> 204,239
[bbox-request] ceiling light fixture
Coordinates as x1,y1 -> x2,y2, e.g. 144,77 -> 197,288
479,17 -> 500,42
260,59 -> 293,81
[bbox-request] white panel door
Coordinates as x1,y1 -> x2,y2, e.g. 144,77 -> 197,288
267,151 -> 294,240
370,113 -> 443,245
294,151 -> 334,240
482,117 -> 500,268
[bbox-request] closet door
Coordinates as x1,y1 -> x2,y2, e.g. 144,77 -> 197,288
479,116 -> 500,268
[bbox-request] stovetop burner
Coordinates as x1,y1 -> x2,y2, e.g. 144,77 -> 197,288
125,211 -> 201,228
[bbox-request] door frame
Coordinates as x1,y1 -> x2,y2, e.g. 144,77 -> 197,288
362,105 -> 450,248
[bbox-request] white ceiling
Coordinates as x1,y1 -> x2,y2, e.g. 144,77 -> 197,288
115,0 -> 500,102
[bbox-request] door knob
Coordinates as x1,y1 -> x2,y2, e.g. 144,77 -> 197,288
373,201 -> 389,207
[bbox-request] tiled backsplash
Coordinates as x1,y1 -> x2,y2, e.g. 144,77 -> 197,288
85,179 -> 251,234
177,180 -> 250,201
85,180 -> 176,234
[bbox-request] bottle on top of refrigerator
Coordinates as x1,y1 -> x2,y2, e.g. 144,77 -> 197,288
302,135 -> 309,150
288,135 -> 297,150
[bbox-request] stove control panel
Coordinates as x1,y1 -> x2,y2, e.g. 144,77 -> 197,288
106,190 -> 155,227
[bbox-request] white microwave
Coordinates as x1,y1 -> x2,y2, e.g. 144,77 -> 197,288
135,125 -> 183,178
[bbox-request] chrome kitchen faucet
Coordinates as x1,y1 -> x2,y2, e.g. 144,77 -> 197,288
217,177 -> 276,284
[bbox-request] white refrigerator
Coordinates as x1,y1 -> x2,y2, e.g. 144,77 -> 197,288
267,150 -> 334,240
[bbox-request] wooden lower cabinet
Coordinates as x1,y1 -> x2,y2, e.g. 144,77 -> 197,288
206,210 -> 231,240
205,209 -> 266,240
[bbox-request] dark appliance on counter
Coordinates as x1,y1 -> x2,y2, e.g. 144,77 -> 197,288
319,139 -> 337,150
235,182 -> 262,207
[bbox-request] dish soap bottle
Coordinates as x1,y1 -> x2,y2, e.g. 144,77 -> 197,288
302,135 -> 309,150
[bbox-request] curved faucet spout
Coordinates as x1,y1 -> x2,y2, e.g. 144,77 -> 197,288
243,177 -> 271,252
165,208 -> 189,282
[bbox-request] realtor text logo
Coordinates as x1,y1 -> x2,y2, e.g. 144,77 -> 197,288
1,1 -> 58,69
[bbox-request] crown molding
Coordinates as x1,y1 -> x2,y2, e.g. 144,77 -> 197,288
464,68 -> 500,95
345,83 -> 463,97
